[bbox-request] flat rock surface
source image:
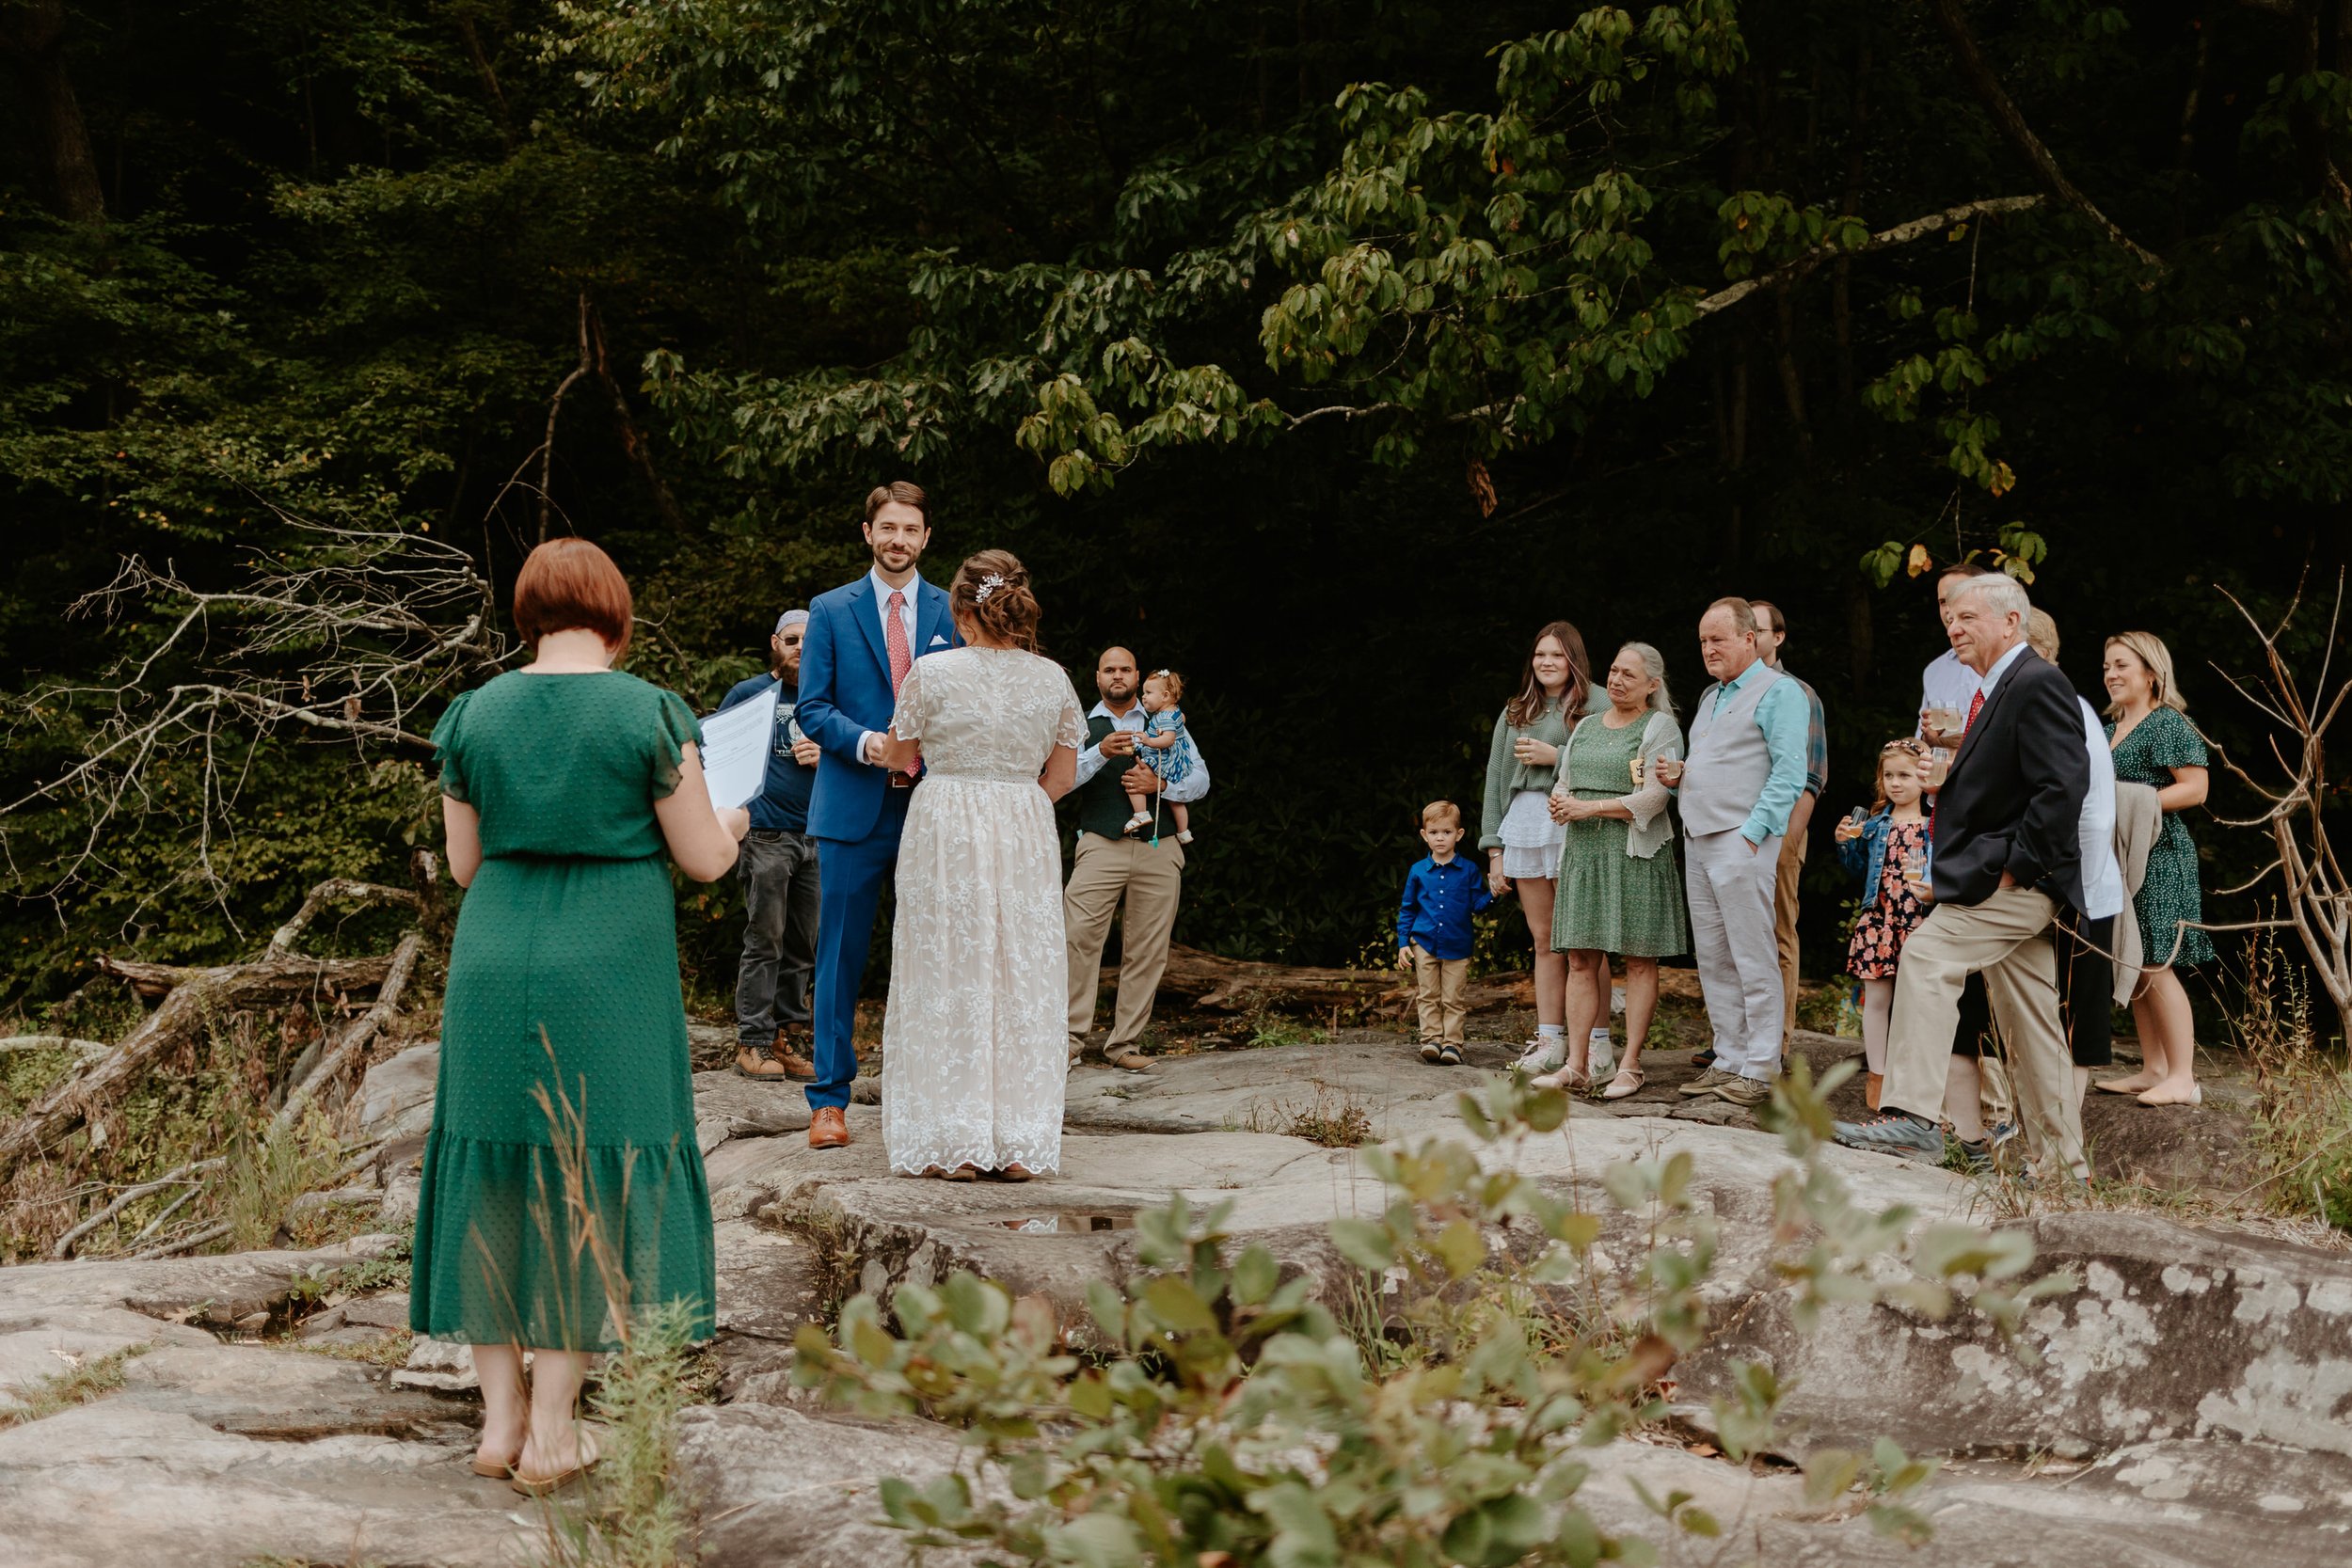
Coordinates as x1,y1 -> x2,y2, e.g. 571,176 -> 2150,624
3,1031 -> 2341,1565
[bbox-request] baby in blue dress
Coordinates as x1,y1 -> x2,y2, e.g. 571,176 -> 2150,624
1126,669 -> 1200,844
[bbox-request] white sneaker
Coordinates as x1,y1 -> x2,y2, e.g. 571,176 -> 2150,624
1588,1027 -> 1615,1081
1514,1036 -> 1565,1074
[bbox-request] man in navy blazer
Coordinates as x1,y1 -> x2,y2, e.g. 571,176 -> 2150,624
792,481 -> 960,1148
1835,572 -> 2090,1180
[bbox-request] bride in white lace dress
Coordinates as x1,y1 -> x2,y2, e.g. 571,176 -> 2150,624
878,551 -> 1084,1180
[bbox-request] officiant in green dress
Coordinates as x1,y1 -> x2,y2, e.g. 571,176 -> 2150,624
410,538 -> 745,1494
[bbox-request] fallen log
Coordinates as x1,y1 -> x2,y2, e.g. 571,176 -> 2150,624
96,951 -> 392,1002
0,951 -> 399,1178
1137,944 -> 1535,1017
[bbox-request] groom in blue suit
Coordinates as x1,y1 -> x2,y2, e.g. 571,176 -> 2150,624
792,481 -> 960,1149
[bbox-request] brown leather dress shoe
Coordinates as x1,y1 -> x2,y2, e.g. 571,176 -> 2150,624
735,1048 -> 787,1082
808,1105 -> 850,1149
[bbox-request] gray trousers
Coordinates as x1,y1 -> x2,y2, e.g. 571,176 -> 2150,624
1684,828 -> 1787,1081
737,829 -> 821,1047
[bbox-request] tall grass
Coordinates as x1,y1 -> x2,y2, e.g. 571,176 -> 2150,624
2242,930 -> 2352,1230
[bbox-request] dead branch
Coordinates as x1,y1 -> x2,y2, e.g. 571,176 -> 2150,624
1926,0 -> 2164,269
0,1036 -> 109,1059
2,520 -> 506,903
265,879 -> 422,959
271,928 -> 424,1137
130,1220 -> 230,1260
1694,196 -> 2044,317
51,1155 -> 225,1259
2201,568 -> 2352,1042
538,290 -> 596,543
124,1186 -> 199,1250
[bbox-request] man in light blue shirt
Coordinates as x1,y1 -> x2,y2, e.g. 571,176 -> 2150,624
1659,598 -> 1810,1103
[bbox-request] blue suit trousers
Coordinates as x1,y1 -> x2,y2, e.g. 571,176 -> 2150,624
809,789 -> 912,1109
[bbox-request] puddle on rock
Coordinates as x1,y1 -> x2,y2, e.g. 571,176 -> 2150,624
990,1212 -> 1136,1235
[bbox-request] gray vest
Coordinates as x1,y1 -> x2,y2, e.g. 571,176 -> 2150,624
1681,664 -> 1785,836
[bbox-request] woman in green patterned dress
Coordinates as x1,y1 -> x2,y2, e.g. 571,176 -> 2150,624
1534,642 -> 1690,1100
2092,630 -> 2212,1108
413,538 -> 747,1492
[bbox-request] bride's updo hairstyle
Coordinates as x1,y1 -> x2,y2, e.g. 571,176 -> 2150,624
949,548 -> 1042,653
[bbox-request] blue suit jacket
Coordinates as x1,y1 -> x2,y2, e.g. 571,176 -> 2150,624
795,572 -> 959,842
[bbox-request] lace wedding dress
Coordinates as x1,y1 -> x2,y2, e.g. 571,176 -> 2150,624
881,647 -> 1086,1176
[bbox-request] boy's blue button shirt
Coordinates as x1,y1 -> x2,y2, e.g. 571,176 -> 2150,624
1397,854 -> 1495,961
718,673 -> 816,832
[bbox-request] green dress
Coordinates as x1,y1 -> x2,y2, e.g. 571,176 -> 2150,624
2106,705 -> 2215,968
410,671 -> 718,1351
1549,715 -> 1690,957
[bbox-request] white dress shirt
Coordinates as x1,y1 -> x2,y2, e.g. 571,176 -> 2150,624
1073,698 -> 1211,802
860,567 -> 929,762
1918,648 -> 1981,735
2076,695 -> 2124,920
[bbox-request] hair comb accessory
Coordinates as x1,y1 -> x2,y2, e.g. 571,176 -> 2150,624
973,572 -> 1006,603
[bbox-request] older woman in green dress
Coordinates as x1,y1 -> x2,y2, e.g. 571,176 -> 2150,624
414,538 -> 747,1494
1534,642 -> 1690,1100
2092,630 -> 2212,1108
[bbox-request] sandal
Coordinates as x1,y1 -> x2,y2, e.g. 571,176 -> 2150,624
915,1164 -> 980,1180
990,1164 -> 1036,1182
1532,1066 -> 1590,1093
1599,1067 -> 1645,1101
511,1426 -> 604,1497
469,1454 -> 516,1479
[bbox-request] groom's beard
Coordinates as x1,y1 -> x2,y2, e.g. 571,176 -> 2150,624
871,543 -> 921,574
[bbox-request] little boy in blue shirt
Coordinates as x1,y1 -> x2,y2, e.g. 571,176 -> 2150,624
1396,800 -> 1494,1065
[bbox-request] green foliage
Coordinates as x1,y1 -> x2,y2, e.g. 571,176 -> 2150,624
794,1068 -> 2075,1562
533,1298 -> 702,1568
3,0 -> 2344,990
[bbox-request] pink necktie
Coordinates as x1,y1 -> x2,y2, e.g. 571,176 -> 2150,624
885,590 -> 913,694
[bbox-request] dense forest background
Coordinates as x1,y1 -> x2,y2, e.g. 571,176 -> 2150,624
3,1 -> 2346,1027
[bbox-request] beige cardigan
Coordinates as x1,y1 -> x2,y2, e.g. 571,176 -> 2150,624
2110,782 -> 2162,1004
1551,709 -> 1685,859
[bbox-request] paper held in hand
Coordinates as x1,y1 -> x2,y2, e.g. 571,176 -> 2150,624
698,685 -> 777,810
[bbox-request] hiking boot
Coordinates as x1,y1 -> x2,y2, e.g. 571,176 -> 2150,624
1832,1110 -> 1946,1162
1952,1136 -> 1996,1175
734,1047 -> 787,1082
1713,1073 -> 1772,1108
1677,1067 -> 1740,1098
770,1031 -> 818,1082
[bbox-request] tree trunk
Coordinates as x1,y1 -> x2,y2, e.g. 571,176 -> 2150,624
0,0 -> 106,222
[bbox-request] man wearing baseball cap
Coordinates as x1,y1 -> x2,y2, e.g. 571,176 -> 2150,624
716,609 -> 824,1081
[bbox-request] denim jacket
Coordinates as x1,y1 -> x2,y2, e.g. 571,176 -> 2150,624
1836,810 -> 1931,913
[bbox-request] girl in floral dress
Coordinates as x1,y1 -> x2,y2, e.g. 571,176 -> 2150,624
1836,741 -> 1933,1112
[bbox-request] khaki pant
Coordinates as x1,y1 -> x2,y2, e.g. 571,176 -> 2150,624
1883,887 -> 2086,1180
1064,833 -> 1185,1051
1686,829 -> 1786,1081
1409,945 -> 1470,1044
1773,825 -> 1809,1038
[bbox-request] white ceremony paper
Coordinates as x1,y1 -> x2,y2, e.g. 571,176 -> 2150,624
699,685 -> 778,810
